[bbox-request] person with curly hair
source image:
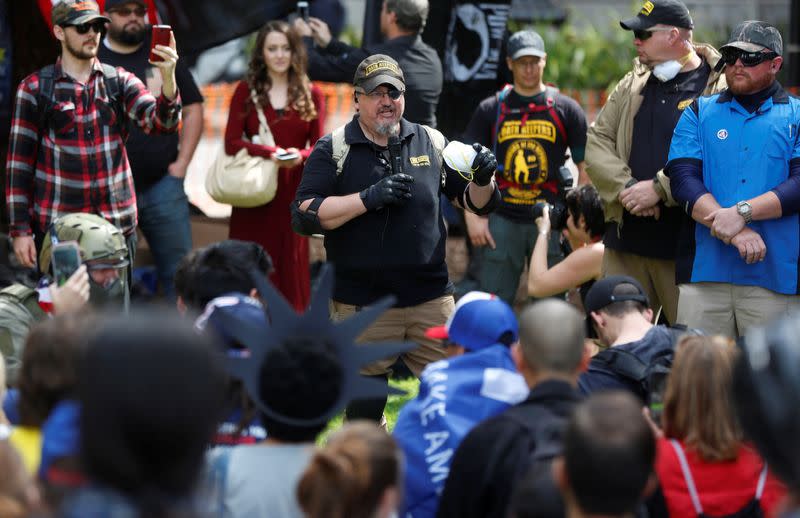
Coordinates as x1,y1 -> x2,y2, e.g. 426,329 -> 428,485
224,20 -> 325,311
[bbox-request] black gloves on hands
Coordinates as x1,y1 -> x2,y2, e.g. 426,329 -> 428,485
360,174 -> 415,211
471,143 -> 497,187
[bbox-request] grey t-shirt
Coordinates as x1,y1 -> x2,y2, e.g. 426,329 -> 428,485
206,443 -> 314,518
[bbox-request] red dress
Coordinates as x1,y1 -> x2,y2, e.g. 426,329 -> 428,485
224,81 -> 325,311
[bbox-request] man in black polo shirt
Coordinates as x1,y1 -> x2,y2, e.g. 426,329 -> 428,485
293,0 -> 442,127
585,0 -> 726,324
292,54 -> 499,421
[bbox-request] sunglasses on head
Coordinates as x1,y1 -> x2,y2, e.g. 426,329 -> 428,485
110,6 -> 146,17
632,27 -> 673,41
68,21 -> 106,34
720,47 -> 778,67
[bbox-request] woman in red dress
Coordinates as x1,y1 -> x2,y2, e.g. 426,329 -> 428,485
224,20 -> 324,311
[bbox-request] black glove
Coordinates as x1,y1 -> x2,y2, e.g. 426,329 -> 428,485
359,174 -> 414,211
471,143 -> 497,187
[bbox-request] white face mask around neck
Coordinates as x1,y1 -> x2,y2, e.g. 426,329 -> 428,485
652,50 -> 695,82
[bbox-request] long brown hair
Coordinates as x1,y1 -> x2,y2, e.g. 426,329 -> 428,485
246,20 -> 317,121
662,335 -> 742,461
297,421 -> 401,518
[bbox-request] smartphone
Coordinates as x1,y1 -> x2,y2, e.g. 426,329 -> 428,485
149,25 -> 172,63
275,150 -> 300,161
51,241 -> 82,287
297,1 -> 310,22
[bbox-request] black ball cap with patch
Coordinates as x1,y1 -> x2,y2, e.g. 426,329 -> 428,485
620,0 -> 693,31
353,54 -> 406,94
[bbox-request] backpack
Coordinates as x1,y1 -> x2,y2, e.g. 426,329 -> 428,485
0,284 -> 46,385
330,123 -> 447,183
36,63 -> 126,135
592,326 -> 702,410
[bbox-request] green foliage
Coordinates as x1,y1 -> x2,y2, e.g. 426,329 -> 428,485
509,21 -> 637,91
317,376 -> 420,445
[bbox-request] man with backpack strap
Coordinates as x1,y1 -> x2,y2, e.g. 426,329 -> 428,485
5,0 -> 182,271
579,275 -> 693,401
292,54 -> 499,423
436,299 -> 587,518
460,29 -> 589,306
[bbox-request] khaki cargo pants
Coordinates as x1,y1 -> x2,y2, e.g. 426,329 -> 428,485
330,295 -> 454,377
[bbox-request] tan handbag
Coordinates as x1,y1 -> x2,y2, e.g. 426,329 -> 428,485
205,89 -> 279,208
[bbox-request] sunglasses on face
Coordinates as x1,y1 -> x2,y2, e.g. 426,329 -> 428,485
110,6 -> 146,17
720,48 -> 778,67
68,21 -> 106,34
633,27 -> 673,41
360,89 -> 404,101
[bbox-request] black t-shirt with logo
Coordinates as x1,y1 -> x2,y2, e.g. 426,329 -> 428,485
463,88 -> 587,222
604,60 -> 711,259
98,35 -> 204,192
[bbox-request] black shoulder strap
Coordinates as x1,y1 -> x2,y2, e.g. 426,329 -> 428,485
100,63 -> 121,101
37,64 -> 57,129
593,348 -> 649,383
99,63 -> 128,134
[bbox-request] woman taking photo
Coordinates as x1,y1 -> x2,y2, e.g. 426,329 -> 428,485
527,184 -> 605,305
648,335 -> 786,517
224,20 -> 325,311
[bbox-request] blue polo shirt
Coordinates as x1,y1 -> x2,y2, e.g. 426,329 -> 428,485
667,87 -> 800,294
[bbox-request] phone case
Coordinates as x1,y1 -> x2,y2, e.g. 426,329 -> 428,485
150,25 -> 171,63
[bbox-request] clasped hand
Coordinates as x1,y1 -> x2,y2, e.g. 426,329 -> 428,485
705,206 -> 745,244
619,180 -> 660,219
706,207 -> 765,264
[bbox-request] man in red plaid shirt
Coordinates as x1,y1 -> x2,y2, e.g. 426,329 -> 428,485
5,0 -> 182,269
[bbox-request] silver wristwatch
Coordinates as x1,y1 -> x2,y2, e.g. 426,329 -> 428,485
736,200 -> 753,224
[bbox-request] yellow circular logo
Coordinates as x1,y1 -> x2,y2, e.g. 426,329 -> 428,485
503,140 -> 549,195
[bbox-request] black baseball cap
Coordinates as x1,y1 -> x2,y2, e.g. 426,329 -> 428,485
721,21 -> 783,56
584,275 -> 650,316
620,0 -> 693,31
52,0 -> 110,26
353,54 -> 405,94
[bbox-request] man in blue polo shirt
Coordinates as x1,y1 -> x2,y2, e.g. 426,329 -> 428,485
667,21 -> 800,337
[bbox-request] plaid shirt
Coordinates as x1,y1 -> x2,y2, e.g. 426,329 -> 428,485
5,58 -> 181,237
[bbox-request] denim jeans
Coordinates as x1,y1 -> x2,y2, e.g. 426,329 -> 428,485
136,174 -> 192,300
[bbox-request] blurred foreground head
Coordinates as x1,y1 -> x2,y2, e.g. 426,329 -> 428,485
556,391 -> 656,516
735,311 -> 800,493
77,310 -> 226,512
